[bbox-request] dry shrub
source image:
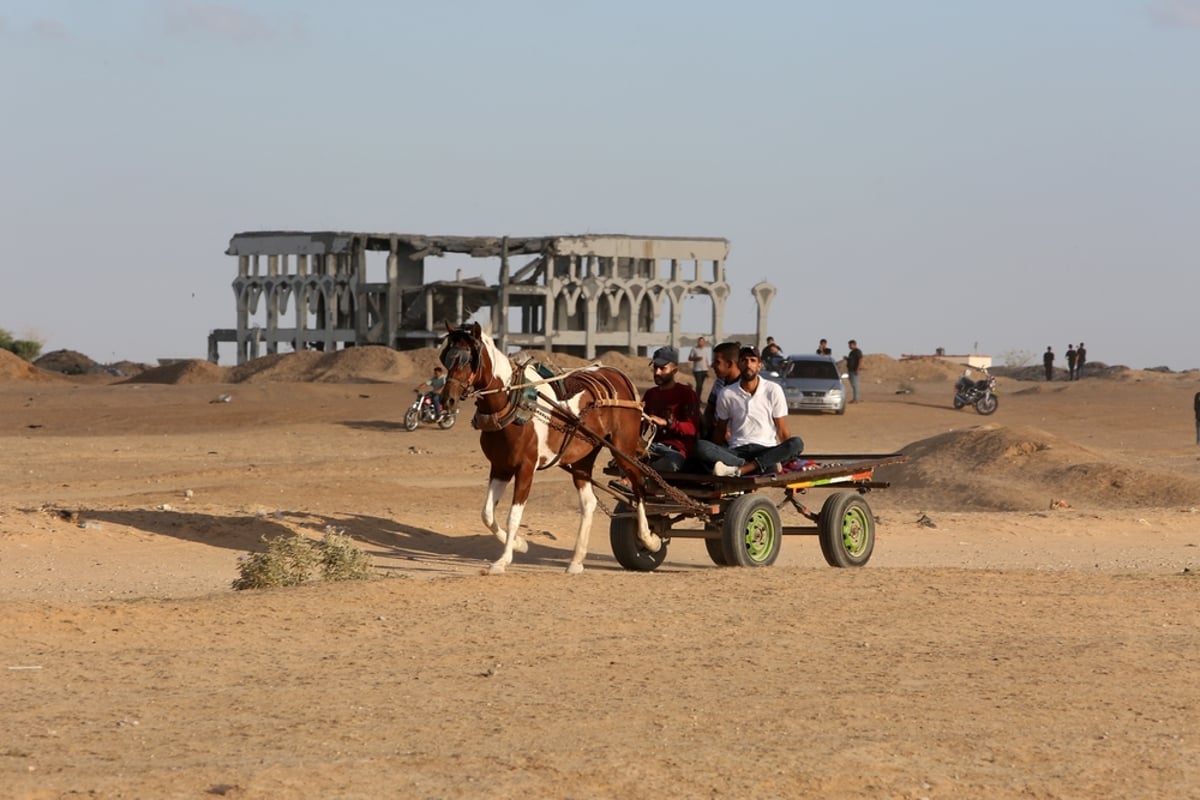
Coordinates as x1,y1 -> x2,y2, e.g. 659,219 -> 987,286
233,532 -> 374,590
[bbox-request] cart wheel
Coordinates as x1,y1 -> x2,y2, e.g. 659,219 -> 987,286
704,537 -> 730,566
721,494 -> 781,567
609,502 -> 669,572
818,492 -> 875,567
403,408 -> 420,431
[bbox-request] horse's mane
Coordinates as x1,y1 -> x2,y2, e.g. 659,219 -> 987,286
475,328 -> 514,386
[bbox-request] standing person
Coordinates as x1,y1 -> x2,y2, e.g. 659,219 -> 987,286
695,345 -> 804,477
686,336 -> 712,399
701,340 -> 742,441
1043,346 -> 1055,381
1076,342 -> 1087,379
845,340 -> 863,403
1195,391 -> 1200,445
639,347 -> 699,473
1066,344 -> 1078,381
816,338 -> 832,355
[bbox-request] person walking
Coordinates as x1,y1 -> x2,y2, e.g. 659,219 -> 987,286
846,340 -> 863,402
816,338 -> 832,355
694,345 -> 804,477
1066,344 -> 1078,381
686,336 -> 712,399
1043,346 -> 1055,381
1076,342 -> 1087,379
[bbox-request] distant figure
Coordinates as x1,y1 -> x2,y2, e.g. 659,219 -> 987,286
1066,344 -> 1078,381
846,339 -> 863,402
687,336 -> 712,399
420,366 -> 447,416
702,340 -> 742,441
762,336 -> 784,371
1043,346 -> 1055,381
1195,391 -> 1200,445
816,338 -> 832,355
694,345 -> 804,477
1076,342 -> 1087,379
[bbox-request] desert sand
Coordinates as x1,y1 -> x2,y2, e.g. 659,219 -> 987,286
2,346 -> 1198,799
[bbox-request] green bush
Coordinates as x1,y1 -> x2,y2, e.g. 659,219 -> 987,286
0,328 -> 42,361
232,531 -> 374,590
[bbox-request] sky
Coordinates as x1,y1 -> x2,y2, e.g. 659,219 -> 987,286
1,0 -> 1198,370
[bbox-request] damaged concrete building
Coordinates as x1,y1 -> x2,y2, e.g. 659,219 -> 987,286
209,231 -> 775,365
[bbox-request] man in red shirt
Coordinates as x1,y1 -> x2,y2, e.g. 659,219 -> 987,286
641,346 -> 700,473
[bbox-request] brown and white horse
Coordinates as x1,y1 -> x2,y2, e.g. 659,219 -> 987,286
439,322 -> 661,574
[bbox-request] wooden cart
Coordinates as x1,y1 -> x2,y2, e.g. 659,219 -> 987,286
608,453 -> 907,571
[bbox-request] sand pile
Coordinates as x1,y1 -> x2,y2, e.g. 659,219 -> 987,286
33,349 -> 98,375
0,349 -> 65,383
123,359 -> 230,384
876,423 -> 1200,511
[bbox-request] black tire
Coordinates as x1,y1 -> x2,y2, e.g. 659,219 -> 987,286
609,502 -> 669,572
952,397 -> 965,410
704,536 -> 730,566
437,411 -> 457,429
403,407 -> 420,431
975,395 -> 998,415
721,494 -> 782,567
818,492 -> 875,567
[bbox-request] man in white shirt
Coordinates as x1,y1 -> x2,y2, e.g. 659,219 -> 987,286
694,345 -> 805,477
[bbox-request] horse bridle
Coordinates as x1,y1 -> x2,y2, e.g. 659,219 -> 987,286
440,335 -> 483,400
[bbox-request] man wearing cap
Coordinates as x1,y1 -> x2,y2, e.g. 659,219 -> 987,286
640,346 -> 700,473
695,345 -> 804,477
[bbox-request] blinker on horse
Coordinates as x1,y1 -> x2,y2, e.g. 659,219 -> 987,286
439,322 -> 661,574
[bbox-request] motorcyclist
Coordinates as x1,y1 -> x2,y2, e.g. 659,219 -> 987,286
419,367 -> 447,418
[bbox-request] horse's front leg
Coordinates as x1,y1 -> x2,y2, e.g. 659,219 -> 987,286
481,477 -> 527,555
567,473 -> 599,575
488,466 -> 534,575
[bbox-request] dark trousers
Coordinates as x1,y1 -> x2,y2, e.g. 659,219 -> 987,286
693,370 -> 708,399
694,437 -> 805,474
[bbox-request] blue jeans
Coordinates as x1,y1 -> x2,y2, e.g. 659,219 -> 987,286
694,437 -> 805,474
426,392 -> 442,416
647,442 -> 686,473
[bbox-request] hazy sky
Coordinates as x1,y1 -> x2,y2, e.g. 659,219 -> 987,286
2,1 -> 1198,370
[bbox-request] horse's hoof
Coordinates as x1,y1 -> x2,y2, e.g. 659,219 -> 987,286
514,537 -> 529,553
566,562 -> 584,575
641,534 -> 663,553
487,562 -> 507,575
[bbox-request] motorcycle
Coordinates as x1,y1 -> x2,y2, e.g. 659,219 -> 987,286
953,367 -> 999,415
404,390 -> 458,431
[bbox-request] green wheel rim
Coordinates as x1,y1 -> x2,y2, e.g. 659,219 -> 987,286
743,508 -> 779,564
840,504 -> 871,556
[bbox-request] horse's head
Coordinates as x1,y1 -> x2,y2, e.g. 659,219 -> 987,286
438,321 -> 486,413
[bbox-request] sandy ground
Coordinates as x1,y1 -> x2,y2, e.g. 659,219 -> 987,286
2,349 -> 1199,799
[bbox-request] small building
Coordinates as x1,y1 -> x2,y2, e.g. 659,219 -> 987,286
209,231 -> 776,365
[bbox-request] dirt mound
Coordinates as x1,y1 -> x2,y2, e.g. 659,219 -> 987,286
876,423 -> 1200,511
0,349 -> 65,383
123,359 -> 230,385
33,349 -> 99,375
862,355 -> 974,384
